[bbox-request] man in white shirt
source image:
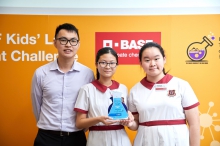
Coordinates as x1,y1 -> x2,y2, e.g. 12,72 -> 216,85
31,23 -> 94,146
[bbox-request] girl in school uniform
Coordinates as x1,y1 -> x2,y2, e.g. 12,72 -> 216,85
126,42 -> 200,146
74,47 -> 133,146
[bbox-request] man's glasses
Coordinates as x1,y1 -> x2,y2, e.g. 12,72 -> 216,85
98,62 -> 118,68
56,37 -> 79,46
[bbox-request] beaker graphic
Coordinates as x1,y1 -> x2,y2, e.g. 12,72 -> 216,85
187,36 -> 213,61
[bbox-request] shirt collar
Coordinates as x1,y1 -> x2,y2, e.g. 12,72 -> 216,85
91,80 -> 119,93
50,59 -> 80,72
70,61 -> 80,71
140,74 -> 173,90
50,59 -> 59,70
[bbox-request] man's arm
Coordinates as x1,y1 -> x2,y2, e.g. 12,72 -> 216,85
31,71 -> 43,122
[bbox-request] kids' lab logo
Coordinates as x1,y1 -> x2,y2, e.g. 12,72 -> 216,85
186,32 -> 215,64
95,32 -> 161,64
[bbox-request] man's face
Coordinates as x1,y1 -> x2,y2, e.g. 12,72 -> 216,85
54,29 -> 80,60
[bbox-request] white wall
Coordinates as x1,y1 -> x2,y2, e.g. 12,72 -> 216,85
0,0 -> 220,15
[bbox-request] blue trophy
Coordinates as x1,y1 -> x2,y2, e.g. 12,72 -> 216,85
108,91 -> 128,120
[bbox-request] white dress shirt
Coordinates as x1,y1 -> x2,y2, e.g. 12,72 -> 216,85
31,59 -> 94,132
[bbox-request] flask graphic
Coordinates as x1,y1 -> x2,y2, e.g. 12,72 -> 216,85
187,36 -> 213,61
108,91 -> 128,120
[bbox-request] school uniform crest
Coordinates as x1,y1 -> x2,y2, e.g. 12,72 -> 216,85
167,90 -> 176,97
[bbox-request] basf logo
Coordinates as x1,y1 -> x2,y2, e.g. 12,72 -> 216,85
95,32 -> 161,64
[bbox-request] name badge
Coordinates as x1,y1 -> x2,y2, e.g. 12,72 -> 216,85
154,84 -> 167,91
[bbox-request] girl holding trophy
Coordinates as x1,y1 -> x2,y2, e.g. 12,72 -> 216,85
74,47 -> 133,146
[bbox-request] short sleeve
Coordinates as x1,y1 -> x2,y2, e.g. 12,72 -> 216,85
128,88 -> 138,114
74,85 -> 89,114
181,81 -> 199,110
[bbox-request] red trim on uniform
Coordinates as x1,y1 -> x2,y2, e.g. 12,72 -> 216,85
89,125 -> 124,131
155,88 -> 167,90
74,108 -> 88,114
139,119 -> 186,126
140,74 -> 173,90
132,112 -> 139,115
183,102 -> 200,110
91,80 -> 119,93
140,78 -> 154,90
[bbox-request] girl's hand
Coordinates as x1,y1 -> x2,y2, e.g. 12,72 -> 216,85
100,116 -> 119,125
120,111 -> 134,127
